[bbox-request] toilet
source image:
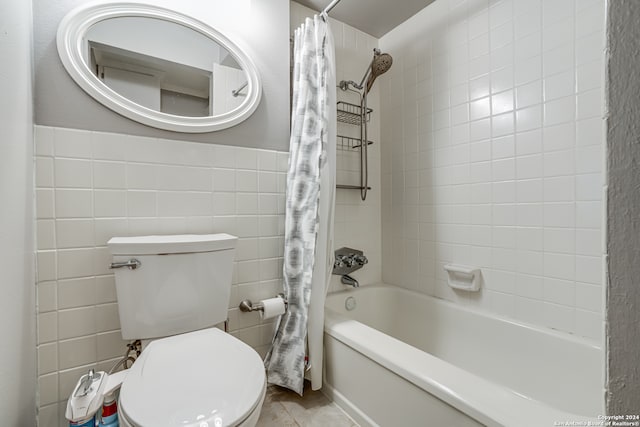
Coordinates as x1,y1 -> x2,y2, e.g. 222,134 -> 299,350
107,234 -> 266,427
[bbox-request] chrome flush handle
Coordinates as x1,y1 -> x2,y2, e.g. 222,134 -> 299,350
109,259 -> 141,270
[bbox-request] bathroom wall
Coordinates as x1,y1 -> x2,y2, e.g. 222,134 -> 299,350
606,0 -> 640,414
33,1 -> 290,424
291,2 -> 383,290
379,0 -> 606,341
34,126 -> 288,426
0,0 -> 36,425
33,0 -> 290,151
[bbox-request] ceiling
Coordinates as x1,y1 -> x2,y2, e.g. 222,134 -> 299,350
294,0 -> 436,38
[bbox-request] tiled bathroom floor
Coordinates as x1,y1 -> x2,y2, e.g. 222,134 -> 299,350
256,382 -> 359,427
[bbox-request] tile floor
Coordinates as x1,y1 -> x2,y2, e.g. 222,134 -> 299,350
256,382 -> 359,427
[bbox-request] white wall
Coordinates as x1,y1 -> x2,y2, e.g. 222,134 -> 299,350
379,0 -> 606,341
0,0 -> 36,425
34,126 -> 288,426
291,2 -> 383,290
33,0 -> 290,151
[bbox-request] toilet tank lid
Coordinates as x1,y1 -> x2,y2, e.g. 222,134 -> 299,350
107,234 -> 237,255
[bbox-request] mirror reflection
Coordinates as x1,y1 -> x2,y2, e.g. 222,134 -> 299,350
84,16 -> 247,117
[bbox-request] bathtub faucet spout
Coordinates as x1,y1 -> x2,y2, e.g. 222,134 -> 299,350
341,274 -> 359,287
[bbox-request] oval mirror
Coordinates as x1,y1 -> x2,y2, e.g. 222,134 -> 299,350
57,3 -> 262,133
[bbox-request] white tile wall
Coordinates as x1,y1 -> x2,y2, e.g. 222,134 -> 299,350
35,125 -> 288,426
379,0 -> 606,341
291,2 -> 383,291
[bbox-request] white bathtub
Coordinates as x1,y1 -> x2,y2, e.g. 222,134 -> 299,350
323,285 -> 603,427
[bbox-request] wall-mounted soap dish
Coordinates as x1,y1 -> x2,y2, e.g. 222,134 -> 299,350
443,264 -> 481,292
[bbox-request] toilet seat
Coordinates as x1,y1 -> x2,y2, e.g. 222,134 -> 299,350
118,328 -> 266,427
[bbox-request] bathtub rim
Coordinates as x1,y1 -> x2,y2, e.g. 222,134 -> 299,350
324,284 -> 602,427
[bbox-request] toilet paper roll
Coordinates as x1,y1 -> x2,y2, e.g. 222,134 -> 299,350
260,297 -> 286,320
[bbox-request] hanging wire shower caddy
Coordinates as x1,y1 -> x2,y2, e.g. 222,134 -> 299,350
336,99 -> 373,198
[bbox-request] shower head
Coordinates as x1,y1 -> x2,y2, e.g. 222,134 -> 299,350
338,49 -> 393,93
365,52 -> 393,93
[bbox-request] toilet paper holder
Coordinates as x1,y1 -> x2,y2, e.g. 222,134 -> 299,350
239,293 -> 288,313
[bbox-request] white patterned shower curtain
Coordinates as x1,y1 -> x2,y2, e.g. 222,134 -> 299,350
263,14 -> 336,395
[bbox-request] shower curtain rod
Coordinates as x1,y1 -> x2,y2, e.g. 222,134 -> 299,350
322,0 -> 342,16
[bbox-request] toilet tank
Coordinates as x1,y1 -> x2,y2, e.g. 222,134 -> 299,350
107,234 -> 237,340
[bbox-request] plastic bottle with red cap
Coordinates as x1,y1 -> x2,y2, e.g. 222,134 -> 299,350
98,392 -> 119,427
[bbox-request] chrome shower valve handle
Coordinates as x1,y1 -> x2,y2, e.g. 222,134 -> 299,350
353,254 -> 368,266
333,247 -> 368,276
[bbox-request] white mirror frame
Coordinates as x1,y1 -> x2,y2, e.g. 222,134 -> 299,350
57,2 -> 262,133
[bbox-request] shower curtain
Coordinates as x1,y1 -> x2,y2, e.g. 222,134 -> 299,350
264,14 -> 336,395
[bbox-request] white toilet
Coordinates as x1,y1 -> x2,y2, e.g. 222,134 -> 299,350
107,234 -> 266,427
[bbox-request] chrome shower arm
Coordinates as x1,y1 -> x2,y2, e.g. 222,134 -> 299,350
339,80 -> 361,91
339,49 -> 382,91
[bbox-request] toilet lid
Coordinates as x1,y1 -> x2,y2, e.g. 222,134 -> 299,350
119,328 -> 266,427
